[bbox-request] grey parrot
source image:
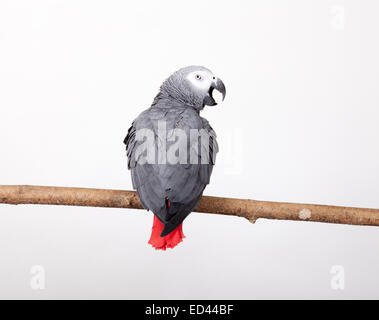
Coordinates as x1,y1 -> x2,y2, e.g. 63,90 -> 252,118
124,66 -> 226,250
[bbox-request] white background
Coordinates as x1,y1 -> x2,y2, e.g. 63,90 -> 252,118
0,0 -> 378,299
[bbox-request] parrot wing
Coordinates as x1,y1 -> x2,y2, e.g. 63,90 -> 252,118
124,107 -> 218,236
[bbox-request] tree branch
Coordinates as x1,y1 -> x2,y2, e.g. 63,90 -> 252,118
0,185 -> 378,227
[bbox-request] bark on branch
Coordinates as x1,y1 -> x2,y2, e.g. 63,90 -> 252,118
0,185 -> 379,227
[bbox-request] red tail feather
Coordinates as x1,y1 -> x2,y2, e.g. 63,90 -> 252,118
148,215 -> 185,250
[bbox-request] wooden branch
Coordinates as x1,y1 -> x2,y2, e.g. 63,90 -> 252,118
0,185 -> 379,227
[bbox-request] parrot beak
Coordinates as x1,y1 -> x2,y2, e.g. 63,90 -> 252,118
214,78 -> 226,102
206,78 -> 226,106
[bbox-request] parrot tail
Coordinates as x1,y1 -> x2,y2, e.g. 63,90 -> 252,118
148,201 -> 185,250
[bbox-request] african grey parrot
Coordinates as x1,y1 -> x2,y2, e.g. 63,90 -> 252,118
124,66 -> 226,250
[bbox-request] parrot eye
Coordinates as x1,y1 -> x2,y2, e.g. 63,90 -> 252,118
195,74 -> 202,80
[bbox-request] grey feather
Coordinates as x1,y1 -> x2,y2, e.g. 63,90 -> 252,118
124,66 -> 222,237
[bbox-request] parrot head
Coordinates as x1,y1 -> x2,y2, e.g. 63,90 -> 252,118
158,66 -> 226,109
